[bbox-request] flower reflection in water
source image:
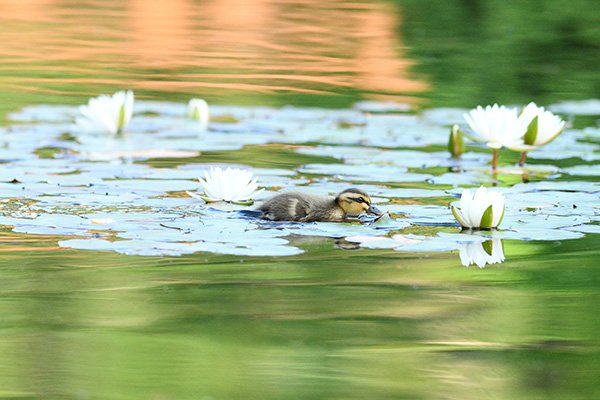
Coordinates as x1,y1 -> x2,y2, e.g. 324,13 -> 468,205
459,238 -> 505,268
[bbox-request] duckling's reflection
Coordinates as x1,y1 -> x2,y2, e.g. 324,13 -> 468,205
459,237 -> 505,268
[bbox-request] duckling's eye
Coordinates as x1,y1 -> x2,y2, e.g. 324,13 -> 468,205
350,197 -> 369,204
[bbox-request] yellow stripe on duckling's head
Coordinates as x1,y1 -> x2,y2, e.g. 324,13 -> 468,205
335,188 -> 381,216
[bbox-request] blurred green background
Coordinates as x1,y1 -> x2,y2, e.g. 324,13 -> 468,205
1,0 -> 599,116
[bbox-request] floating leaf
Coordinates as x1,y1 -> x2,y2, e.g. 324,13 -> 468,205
0,101 -> 598,258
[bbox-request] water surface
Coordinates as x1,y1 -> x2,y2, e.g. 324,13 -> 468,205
0,1 -> 599,399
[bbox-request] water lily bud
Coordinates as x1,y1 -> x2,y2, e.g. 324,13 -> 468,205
187,98 -> 210,128
75,90 -> 134,135
186,166 -> 263,205
459,238 -> 505,268
448,124 -> 465,158
451,186 -> 505,230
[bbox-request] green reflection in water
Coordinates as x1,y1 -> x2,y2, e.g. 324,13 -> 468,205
0,229 -> 599,399
398,0 -> 600,107
144,144 -> 340,170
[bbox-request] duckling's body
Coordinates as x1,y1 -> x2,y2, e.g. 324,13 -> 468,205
258,192 -> 344,222
258,188 -> 381,222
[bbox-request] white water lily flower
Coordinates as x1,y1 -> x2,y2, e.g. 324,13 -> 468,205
464,104 -> 526,149
187,98 -> 209,128
459,238 -> 505,268
512,102 -> 566,149
187,166 -> 263,204
75,90 -> 134,134
451,186 -> 505,229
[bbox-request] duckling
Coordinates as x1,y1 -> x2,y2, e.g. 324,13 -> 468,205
258,188 -> 382,222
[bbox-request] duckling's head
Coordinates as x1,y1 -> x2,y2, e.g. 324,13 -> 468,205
335,188 -> 382,217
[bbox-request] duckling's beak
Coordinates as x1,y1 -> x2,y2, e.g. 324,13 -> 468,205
367,204 -> 383,216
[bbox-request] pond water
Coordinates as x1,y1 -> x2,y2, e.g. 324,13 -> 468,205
1,1 -> 599,399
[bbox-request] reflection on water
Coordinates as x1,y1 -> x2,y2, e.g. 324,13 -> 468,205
399,0 -> 600,107
1,1 -> 600,399
1,234 -> 600,399
1,0 -> 598,111
459,237 -> 505,268
0,0 -> 426,108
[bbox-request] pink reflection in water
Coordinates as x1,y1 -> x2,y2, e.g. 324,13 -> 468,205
0,0 -> 427,101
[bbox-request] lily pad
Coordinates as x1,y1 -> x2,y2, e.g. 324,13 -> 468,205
0,100 -> 598,258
